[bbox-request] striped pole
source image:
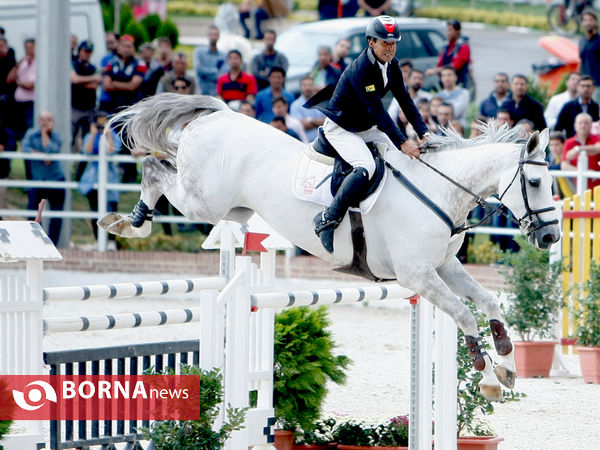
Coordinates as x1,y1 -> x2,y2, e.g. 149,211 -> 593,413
43,307 -> 200,334
43,277 -> 226,302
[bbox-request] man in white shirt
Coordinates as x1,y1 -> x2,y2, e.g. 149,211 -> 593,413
545,72 -> 580,129
439,65 -> 469,127
290,76 -> 325,142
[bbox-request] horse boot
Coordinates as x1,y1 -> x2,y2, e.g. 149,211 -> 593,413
490,319 -> 516,389
464,335 -> 488,371
313,166 -> 370,253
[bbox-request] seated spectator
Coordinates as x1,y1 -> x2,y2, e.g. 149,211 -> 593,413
417,99 -> 437,134
318,0 -> 359,19
250,30 -> 289,91
172,76 -> 193,95
139,43 -> 165,98
255,66 -> 294,123
332,38 -> 352,73
438,65 -> 469,127
217,50 -> 257,104
239,100 -> 256,117
290,76 -> 325,142
480,72 -> 513,119
436,102 -> 454,132
21,111 -> 65,245
157,52 -> 196,94
548,131 -> 574,198
7,38 -> 35,139
430,96 -> 443,126
309,46 -> 341,90
0,110 -> 16,214
555,75 -> 599,138
239,0 -> 270,40
194,25 -> 227,96
497,107 -> 515,128
511,74 -> 546,131
272,96 -> 307,143
469,115 -> 488,138
545,72 -> 580,129
358,0 -> 392,17
451,120 -> 464,136
561,112 -> 600,190
79,112 -> 119,247
270,115 -> 301,141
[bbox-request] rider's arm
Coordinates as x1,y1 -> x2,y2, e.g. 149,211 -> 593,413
389,65 -> 428,138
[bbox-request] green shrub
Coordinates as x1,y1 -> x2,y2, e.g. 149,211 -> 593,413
123,20 -> 150,50
526,75 -> 551,109
274,306 -> 350,432
157,18 -> 180,48
467,239 -> 504,264
574,261 -> 600,347
141,13 -> 162,41
119,2 -> 135,35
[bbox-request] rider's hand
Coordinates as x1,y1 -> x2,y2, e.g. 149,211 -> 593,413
400,139 -> 421,159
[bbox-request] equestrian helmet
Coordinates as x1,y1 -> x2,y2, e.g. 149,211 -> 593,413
365,16 -> 401,42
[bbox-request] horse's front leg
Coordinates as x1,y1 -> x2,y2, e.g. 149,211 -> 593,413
395,264 -> 503,401
99,156 -> 174,238
436,257 -> 516,389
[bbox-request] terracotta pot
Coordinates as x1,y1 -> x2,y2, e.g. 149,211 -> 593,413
337,446 -> 408,449
578,346 -> 600,383
275,430 -> 294,450
513,341 -> 556,378
457,435 -> 504,450
293,445 -> 336,450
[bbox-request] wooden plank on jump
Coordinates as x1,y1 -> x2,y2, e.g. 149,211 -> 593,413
562,211 -> 600,218
572,194 -> 582,355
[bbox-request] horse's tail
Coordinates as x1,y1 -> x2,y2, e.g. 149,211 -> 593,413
106,93 -> 228,163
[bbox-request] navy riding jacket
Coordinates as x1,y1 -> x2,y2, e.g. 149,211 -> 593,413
305,48 -> 428,151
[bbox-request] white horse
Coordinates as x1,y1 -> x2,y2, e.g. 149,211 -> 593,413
100,94 -> 560,401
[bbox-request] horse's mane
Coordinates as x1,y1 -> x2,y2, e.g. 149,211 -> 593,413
425,121 -> 526,153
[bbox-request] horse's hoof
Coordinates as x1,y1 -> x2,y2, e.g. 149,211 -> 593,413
479,383 -> 503,402
99,213 -> 152,238
495,365 -> 516,389
98,213 -> 123,232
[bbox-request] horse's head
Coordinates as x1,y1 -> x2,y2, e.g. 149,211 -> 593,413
498,129 -> 560,249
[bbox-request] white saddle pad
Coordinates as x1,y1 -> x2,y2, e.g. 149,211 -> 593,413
292,145 -> 388,215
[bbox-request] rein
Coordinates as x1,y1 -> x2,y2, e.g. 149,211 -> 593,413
384,144 -> 558,236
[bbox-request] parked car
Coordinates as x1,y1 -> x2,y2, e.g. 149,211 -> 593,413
275,17 -> 447,97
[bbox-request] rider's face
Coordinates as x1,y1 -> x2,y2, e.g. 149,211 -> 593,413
369,38 -> 396,63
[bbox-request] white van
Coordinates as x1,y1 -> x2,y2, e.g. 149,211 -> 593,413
0,0 -> 106,67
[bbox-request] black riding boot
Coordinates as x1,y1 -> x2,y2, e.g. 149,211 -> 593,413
313,166 -> 370,253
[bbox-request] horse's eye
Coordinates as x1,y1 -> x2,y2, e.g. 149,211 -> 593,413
528,177 -> 541,188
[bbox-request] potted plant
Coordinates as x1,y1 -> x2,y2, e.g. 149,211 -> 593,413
375,415 -> 409,449
456,302 -> 525,450
274,306 -> 351,449
333,417 -> 409,449
501,235 -> 565,378
0,377 -> 13,450
574,261 -> 600,383
294,418 -> 337,449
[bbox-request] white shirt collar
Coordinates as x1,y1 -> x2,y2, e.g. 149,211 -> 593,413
377,61 -> 388,87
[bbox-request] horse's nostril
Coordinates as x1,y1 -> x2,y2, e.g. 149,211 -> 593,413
542,233 -> 556,244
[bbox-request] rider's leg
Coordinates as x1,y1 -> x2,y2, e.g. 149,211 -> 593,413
313,119 -> 375,253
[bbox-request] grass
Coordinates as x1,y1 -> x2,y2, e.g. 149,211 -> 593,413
419,0 -> 547,16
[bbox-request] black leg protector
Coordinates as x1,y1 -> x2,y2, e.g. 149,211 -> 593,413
313,166 -> 370,253
130,200 -> 154,227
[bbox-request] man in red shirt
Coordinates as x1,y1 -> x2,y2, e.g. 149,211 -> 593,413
561,112 -> 600,190
216,50 -> 257,105
426,19 -> 471,88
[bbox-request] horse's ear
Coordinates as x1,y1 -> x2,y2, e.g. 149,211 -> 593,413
538,128 -> 550,153
526,130 -> 540,155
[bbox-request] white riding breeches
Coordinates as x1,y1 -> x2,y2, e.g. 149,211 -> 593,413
322,118 -> 395,180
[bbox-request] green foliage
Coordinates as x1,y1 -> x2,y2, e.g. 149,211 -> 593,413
142,366 -> 247,449
274,306 -> 351,431
119,2 -> 135,35
526,76 -> 551,109
332,417 -> 409,446
123,20 -> 150,50
416,7 -> 550,31
377,415 -> 409,446
501,235 -> 565,341
467,239 -> 504,264
157,19 -> 180,49
141,14 -> 163,41
101,0 -> 114,31
116,232 -> 206,252
574,262 -> 600,347
456,302 -> 525,437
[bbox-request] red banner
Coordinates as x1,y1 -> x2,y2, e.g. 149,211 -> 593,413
0,375 -> 200,420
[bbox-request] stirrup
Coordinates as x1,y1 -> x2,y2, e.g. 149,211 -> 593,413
313,211 -> 340,234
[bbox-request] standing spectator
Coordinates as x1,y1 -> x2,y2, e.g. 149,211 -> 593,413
255,66 -> 294,123
561,112 -> 600,190
157,52 -> 196,94
318,0 -> 359,19
429,96 -> 443,125
426,19 -> 471,87
7,38 -> 35,139
21,111 -> 65,245
71,40 -> 101,151
139,43 -> 164,98
545,72 -> 580,129
309,46 -> 341,90
0,110 -> 16,214
239,100 -> 256,117
194,25 -> 226,96
387,69 -> 433,127
217,50 -> 257,104
579,9 -> 600,103
290,76 -> 325,142
510,74 -> 546,131
480,72 -> 513,119
270,115 -> 301,140
0,36 -> 16,108
438,65 -> 469,127
155,37 -> 174,72
555,75 -> 599,138
250,30 -> 289,91
435,102 -> 454,131
272,96 -> 307,142
469,115 -> 488,138
239,0 -> 270,40
79,111 -> 120,247
399,59 -> 413,83
332,38 -> 352,73
496,107 -> 515,127
358,0 -> 391,17
98,32 -> 120,112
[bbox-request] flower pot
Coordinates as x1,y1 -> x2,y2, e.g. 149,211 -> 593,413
578,346 -> 600,383
293,445 -> 336,450
457,435 -> 504,450
275,430 -> 294,450
513,341 -> 556,378
337,446 -> 408,449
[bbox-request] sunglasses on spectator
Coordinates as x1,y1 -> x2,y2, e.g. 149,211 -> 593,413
174,85 -> 188,91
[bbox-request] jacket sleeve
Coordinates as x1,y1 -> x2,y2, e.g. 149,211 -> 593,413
390,67 -> 429,138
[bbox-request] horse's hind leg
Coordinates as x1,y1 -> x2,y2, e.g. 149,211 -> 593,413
395,264 -> 503,401
99,156 -> 175,238
436,257 -> 516,389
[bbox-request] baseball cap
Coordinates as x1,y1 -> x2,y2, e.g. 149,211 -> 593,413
78,40 -> 94,52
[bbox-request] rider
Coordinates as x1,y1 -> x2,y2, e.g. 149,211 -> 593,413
306,15 -> 429,253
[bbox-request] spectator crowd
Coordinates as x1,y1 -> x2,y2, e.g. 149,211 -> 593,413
1,7 -> 600,251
